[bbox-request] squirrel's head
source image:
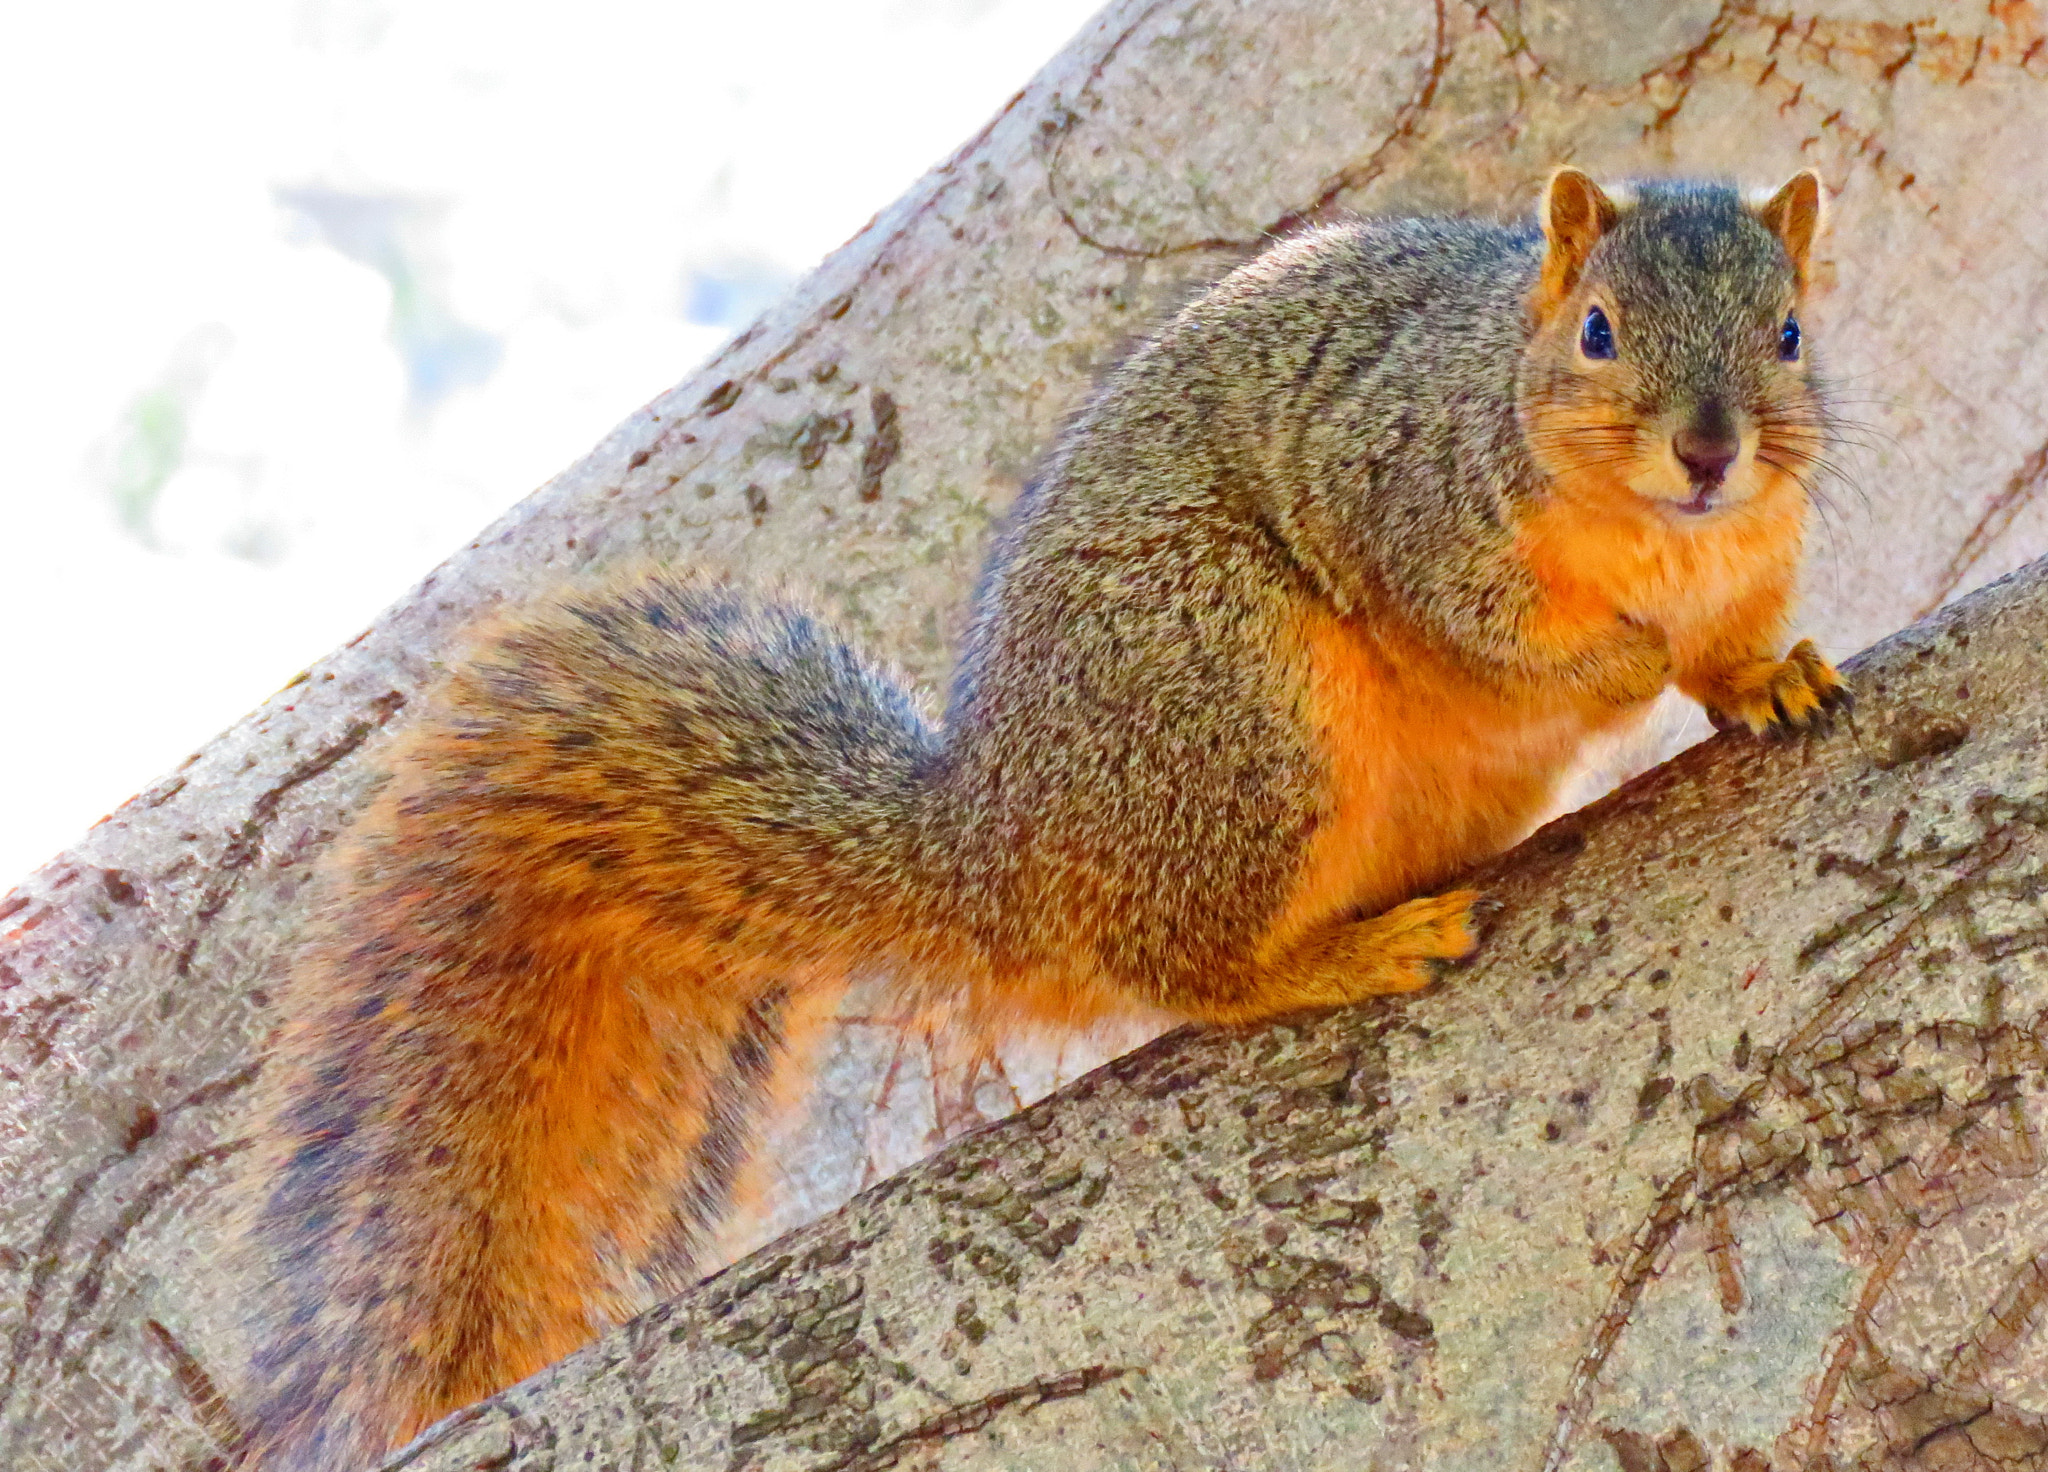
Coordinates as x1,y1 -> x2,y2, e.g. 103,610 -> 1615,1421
1518,168 -> 1827,522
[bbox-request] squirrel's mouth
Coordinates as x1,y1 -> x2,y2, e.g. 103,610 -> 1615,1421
1625,473 -> 1740,519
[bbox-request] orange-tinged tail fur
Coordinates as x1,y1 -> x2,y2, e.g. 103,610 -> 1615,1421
240,580 -> 950,1469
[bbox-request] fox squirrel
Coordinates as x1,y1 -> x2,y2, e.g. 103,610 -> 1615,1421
238,168 -> 1847,1469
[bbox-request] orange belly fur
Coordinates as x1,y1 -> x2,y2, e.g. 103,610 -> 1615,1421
1259,610 -> 1641,959
1262,462 -> 1805,960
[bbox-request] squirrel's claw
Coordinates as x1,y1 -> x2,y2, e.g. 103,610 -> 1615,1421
1700,638 -> 1851,739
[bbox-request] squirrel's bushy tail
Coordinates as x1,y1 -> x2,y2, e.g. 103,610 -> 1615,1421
240,575 -> 949,1471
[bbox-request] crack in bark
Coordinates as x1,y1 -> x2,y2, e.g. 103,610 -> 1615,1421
144,1317 -> 247,1459
1639,0 -> 1744,135
1545,793 -> 2048,1472
1543,1169 -> 1698,1472
1944,1244 -> 2048,1386
1920,437 -> 2048,617
1265,0 -> 1453,239
47,1141 -> 251,1363
0,1065 -> 257,1435
372,1403 -> 498,1471
813,1363 -> 1131,1472
170,690 -> 406,980
1042,0 -> 1451,260
1634,0 -> 2048,197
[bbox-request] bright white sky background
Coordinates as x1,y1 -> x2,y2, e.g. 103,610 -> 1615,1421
0,0 -> 1103,885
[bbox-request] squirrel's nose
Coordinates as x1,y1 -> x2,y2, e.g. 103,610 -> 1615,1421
1673,423 -> 1740,486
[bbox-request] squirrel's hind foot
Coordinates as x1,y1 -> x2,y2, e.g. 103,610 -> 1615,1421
1362,889 -> 1486,989
1701,639 -> 1853,738
1273,890 -> 1483,1014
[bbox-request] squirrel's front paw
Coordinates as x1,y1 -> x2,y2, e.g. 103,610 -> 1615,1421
1700,639 -> 1853,737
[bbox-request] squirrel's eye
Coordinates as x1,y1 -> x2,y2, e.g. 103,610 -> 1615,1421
1779,313 -> 1801,361
1579,306 -> 1616,361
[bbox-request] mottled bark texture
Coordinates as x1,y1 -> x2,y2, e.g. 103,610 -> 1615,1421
1,0 -> 2045,1468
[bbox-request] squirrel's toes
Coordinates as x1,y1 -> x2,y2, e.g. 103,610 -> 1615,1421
1704,639 -> 1852,738
1331,889 -> 1483,997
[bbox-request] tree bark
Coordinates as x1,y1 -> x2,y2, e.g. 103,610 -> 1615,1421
2,0 -> 2046,1468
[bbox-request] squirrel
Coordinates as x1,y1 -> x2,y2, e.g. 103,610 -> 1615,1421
237,168 -> 1848,1470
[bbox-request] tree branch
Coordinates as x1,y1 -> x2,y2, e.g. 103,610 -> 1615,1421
4,0 -> 2047,1467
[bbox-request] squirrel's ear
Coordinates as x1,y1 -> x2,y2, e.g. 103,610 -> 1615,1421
1537,167 -> 1617,310
1757,169 -> 1825,289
